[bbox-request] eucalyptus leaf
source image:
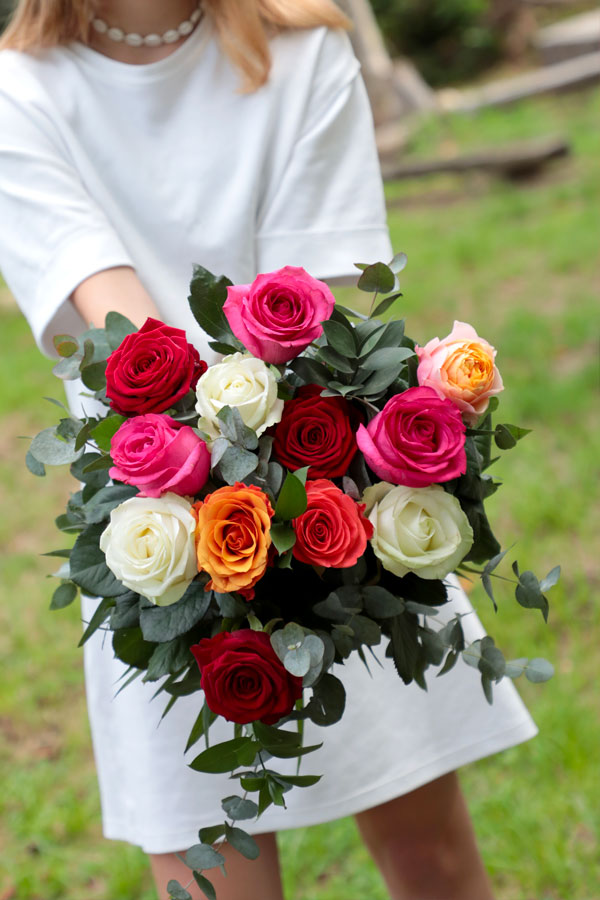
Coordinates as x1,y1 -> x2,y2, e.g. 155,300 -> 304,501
287,357 -> 330,387
84,483 -> 138,525
362,586 -> 405,618
53,334 -> 79,357
190,737 -> 256,774
80,361 -> 107,391
357,261 -> 395,294
25,449 -> 46,477
185,844 -> 225,871
70,523 -> 129,597
316,346 -> 355,374
193,873 -> 217,900
370,292 -> 403,319
30,427 -> 82,466
217,446 -> 258,484
360,346 -> 414,372
105,311 -> 137,351
389,251 -> 408,274
222,796 -> 259,821
167,880 -> 192,900
224,825 -> 260,860
305,673 -> 346,726
524,657 -> 555,683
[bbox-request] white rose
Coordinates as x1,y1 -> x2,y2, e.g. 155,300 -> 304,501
362,482 -> 473,580
195,352 -> 284,441
99,493 -> 197,606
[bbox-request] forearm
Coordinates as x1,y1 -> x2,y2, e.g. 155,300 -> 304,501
71,266 -> 161,329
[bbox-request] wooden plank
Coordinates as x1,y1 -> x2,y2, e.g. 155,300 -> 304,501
438,52 -> 600,111
534,10 -> 600,65
381,136 -> 570,181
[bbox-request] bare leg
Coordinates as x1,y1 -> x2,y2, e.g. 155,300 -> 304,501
150,832 -> 284,900
355,772 -> 495,900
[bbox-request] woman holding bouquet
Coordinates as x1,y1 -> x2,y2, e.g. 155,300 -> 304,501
0,2 -> 537,898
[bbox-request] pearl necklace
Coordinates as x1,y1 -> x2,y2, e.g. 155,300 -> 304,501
91,4 -> 203,48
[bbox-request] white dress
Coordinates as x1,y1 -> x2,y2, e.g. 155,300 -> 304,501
0,22 -> 536,854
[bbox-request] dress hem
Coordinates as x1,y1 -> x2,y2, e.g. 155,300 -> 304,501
101,716 -> 537,854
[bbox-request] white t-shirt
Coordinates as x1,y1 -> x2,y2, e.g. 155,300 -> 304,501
0,24 -> 536,854
0,21 -> 391,358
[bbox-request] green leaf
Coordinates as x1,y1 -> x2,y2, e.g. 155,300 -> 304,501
112,627 -> 156,669
84,483 -> 138,525
221,796 -> 259,821
357,261 -> 395,294
198,825 -> 226,845
90,415 -> 126,452
208,340 -> 239,355
190,737 -> 256,774
494,423 -> 531,450
224,824 -> 260,860
70,523 -> 129,597
82,454 -> 113,474
305,673 -> 346,726
25,448 -> 46,477
271,773 -> 321,788
53,334 -> 79,357
524,657 -> 555,683
274,470 -> 307,521
515,570 -> 549,622
144,637 -> 191,681
78,596 -> 116,647
539,565 -> 561,593
216,406 -> 259,451
389,251 -> 408,274
321,319 -> 357,358
254,722 -> 302,751
105,311 -> 137,351
217,446 -> 258,484
30,426 -> 82,466
316,346 -> 355,374
185,843 -> 225,871
139,581 -> 211,642
389,613 -> 419,684
404,601 -> 439,617
360,366 -> 404,398
193,873 -> 217,900
188,265 -> 236,343
270,523 -> 296,554
334,304 -> 368,320
109,592 -> 140,629
360,346 -> 414,372
287,357 -> 331,387
167,880 -> 192,900
214,592 -> 247,618
50,582 -> 77,610
369,292 -> 403,319
53,353 -> 84,380
362,587 -> 405,619
80,360 -> 107,391
185,704 -> 217,754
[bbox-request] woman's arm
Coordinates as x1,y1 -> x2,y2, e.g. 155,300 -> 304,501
71,266 -> 161,330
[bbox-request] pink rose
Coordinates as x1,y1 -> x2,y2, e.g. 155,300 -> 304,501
223,266 -> 335,365
415,321 -> 503,425
109,414 -> 210,498
356,386 -> 467,487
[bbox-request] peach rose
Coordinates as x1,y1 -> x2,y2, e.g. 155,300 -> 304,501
415,321 -> 503,425
193,483 -> 273,596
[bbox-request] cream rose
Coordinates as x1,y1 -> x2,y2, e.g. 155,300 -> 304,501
195,352 -> 284,441
99,493 -> 197,606
362,482 -> 473,580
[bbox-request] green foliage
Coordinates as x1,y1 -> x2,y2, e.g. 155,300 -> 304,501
371,0 -> 499,86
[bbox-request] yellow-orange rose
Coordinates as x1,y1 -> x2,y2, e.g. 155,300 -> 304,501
193,483 -> 273,596
415,321 -> 503,425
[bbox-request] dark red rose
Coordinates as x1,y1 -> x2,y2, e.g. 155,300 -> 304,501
105,318 -> 207,415
272,384 -> 360,479
292,479 -> 373,568
356,386 -> 467,487
191,630 -> 303,725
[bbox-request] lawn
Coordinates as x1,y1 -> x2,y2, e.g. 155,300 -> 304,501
1,86 -> 598,899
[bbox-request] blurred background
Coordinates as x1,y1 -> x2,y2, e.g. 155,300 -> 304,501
0,1 -> 598,897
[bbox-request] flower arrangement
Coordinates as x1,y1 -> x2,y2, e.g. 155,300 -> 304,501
27,255 -> 559,899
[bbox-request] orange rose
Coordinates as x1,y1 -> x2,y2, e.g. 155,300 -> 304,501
193,483 -> 273,595
415,321 -> 503,425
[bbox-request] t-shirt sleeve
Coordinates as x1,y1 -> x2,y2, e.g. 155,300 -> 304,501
0,84 -> 133,356
255,29 -> 393,280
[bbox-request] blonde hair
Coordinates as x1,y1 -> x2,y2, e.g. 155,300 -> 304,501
0,0 -> 350,89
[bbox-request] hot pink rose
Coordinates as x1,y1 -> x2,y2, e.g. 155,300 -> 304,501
415,321 -> 503,425
109,414 -> 210,498
223,266 -> 335,365
356,386 -> 467,487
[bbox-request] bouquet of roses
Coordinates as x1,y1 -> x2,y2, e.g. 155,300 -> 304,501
27,255 -> 558,899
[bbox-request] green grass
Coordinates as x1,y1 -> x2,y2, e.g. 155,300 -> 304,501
1,87 -> 599,899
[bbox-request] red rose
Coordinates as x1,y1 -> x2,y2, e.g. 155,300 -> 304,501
105,318 -> 207,415
356,386 -> 467,487
272,385 -> 360,479
191,630 -> 302,725
292,479 -> 373,568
